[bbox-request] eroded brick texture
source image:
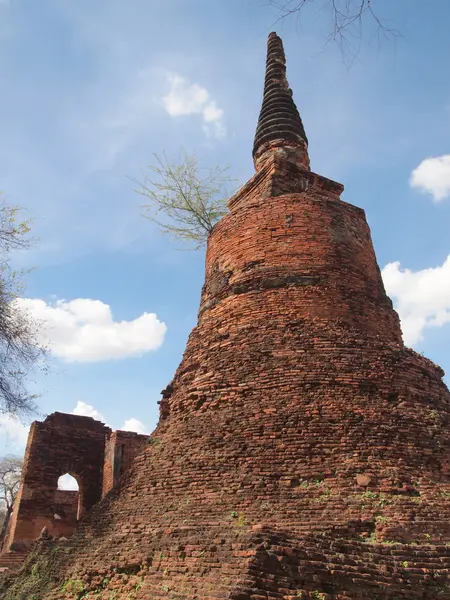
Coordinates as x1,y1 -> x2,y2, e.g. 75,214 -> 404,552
102,431 -> 149,497
2,32 -> 450,600
2,414 -> 149,556
5,143 -> 449,598
3,413 -> 111,551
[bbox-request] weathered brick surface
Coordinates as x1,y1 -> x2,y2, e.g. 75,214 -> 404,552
2,31 -> 450,599
3,414 -> 149,555
102,430 -> 149,497
3,156 -> 448,597
3,413 -> 111,552
253,32 -> 309,172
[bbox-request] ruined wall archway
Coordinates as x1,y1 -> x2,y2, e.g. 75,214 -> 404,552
56,473 -> 81,524
57,473 -> 79,492
4,413 -> 111,550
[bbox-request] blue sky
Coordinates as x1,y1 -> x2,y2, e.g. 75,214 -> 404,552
1,0 -> 450,457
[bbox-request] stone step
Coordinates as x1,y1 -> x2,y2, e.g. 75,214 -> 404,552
0,551 -> 28,572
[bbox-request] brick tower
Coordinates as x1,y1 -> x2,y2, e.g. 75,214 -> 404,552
3,32 -> 450,600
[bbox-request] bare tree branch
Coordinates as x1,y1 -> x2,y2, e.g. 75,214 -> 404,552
133,150 -> 236,250
0,196 -> 48,417
264,0 -> 401,65
0,455 -> 22,549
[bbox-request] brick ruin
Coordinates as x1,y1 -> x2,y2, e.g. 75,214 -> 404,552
1,32 -> 450,599
1,413 -> 148,553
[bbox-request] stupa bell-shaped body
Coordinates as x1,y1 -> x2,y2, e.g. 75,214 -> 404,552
6,33 -> 450,600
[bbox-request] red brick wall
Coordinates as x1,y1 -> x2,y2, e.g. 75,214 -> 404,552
3,161 -> 450,599
203,158 -> 401,342
1,422 -> 38,551
102,432 -> 114,497
46,490 -> 78,539
4,413 -> 110,550
102,430 -> 149,497
4,416 -> 149,552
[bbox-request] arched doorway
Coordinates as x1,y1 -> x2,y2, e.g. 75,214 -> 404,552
53,473 -> 82,537
57,474 -> 79,492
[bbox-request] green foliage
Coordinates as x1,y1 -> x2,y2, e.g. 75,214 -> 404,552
62,578 -> 85,594
148,437 -> 161,446
365,531 -> 379,544
356,490 -> 395,509
135,150 -> 235,249
229,510 -> 249,527
361,490 -> 378,500
0,544 -> 60,600
437,584 -> 450,596
235,514 -> 248,528
429,409 -> 440,421
435,490 -> 450,499
298,478 -> 328,491
375,515 -> 388,525
311,478 -> 324,486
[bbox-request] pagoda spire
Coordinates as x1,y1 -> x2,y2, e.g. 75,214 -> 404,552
253,32 -> 309,172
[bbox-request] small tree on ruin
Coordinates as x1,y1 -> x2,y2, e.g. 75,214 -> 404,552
135,150 -> 235,250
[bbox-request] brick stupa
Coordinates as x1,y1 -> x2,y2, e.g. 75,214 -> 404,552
2,32 -> 450,600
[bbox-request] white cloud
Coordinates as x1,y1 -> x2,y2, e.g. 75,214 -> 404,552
382,255 -> 450,346
202,101 -> 223,123
162,73 -> 226,139
120,418 -> 148,435
71,402 -> 148,436
72,400 -> 106,423
410,155 -> 450,201
0,414 -> 30,449
162,74 -> 208,116
15,298 -> 167,362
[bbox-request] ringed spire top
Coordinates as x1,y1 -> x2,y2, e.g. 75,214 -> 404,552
253,32 -> 309,171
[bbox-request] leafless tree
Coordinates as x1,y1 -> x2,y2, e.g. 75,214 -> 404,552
0,456 -> 22,549
266,0 -> 400,64
135,150 -> 235,250
0,197 -> 47,417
